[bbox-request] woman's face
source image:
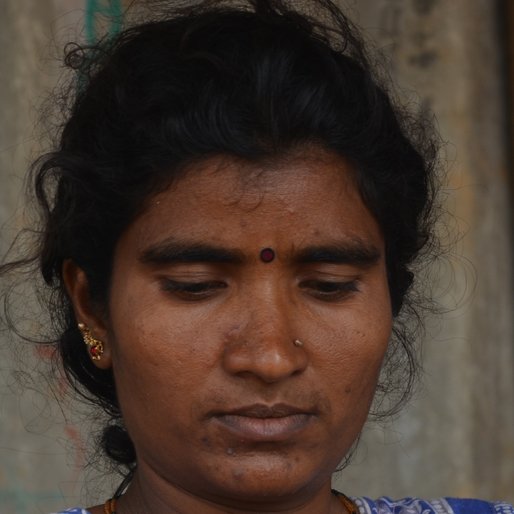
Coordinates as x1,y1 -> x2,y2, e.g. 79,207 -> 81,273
104,149 -> 392,508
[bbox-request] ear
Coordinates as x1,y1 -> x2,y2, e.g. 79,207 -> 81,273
62,259 -> 112,370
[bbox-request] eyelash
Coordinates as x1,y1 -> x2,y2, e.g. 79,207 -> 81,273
299,280 -> 359,301
161,280 -> 227,300
161,279 -> 359,302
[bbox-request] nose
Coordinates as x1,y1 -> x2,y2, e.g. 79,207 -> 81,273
222,296 -> 308,383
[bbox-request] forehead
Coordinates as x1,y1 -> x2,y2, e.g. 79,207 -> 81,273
127,148 -> 382,251
155,149 -> 359,211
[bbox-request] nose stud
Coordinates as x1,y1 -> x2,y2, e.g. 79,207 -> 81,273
293,339 -> 304,347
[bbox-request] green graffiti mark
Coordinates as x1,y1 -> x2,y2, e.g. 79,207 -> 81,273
85,0 -> 123,44
0,487 -> 63,513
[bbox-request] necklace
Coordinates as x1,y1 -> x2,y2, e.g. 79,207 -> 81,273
338,493 -> 359,513
103,493 -> 359,514
104,498 -> 116,514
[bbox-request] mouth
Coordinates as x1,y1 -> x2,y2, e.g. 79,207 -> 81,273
211,403 -> 316,442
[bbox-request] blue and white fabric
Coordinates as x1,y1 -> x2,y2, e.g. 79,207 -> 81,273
51,497 -> 514,514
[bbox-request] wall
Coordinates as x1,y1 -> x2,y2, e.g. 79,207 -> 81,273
334,0 -> 514,501
0,1 -> 512,512
0,3 -> 117,512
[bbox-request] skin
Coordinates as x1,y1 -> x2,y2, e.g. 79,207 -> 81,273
65,148 -> 393,514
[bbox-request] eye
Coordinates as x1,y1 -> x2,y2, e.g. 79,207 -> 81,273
299,279 -> 359,301
160,279 -> 227,301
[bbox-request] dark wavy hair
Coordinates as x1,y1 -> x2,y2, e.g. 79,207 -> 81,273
1,0 -> 440,477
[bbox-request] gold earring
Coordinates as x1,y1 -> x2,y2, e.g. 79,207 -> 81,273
78,322 -> 104,361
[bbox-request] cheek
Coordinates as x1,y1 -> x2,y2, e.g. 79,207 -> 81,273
312,298 -> 392,399
106,282 -> 214,409
111,310 -> 211,380
326,325 -> 389,391
108,313 -> 213,447
110,271 -> 200,351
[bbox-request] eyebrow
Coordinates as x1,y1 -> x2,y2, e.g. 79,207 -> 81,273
140,238 -> 381,268
294,242 -> 381,267
140,239 -> 245,265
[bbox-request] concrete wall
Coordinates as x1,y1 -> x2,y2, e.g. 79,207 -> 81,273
0,1 -> 66,511
334,0 -> 514,502
0,1 -> 512,512
0,3 -> 110,512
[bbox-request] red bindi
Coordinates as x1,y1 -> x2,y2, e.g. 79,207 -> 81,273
259,248 -> 275,263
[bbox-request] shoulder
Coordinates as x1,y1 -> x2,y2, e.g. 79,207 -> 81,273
49,509 -> 91,514
353,497 -> 514,514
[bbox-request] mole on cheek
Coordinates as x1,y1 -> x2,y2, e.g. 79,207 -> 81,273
201,436 -> 213,449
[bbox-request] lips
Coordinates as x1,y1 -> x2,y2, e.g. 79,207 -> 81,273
211,403 -> 316,442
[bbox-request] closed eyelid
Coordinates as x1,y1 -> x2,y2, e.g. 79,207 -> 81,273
161,279 -> 227,288
159,279 -> 228,302
298,279 -> 361,302
299,279 -> 359,289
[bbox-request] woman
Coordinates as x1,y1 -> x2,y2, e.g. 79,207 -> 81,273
2,0 -> 512,513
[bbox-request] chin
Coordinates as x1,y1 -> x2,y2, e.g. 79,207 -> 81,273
197,454 -> 330,505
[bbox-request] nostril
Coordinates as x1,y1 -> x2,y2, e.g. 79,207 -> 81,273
222,333 -> 309,383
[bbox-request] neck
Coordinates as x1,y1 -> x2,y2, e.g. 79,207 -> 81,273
110,469 -> 350,514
